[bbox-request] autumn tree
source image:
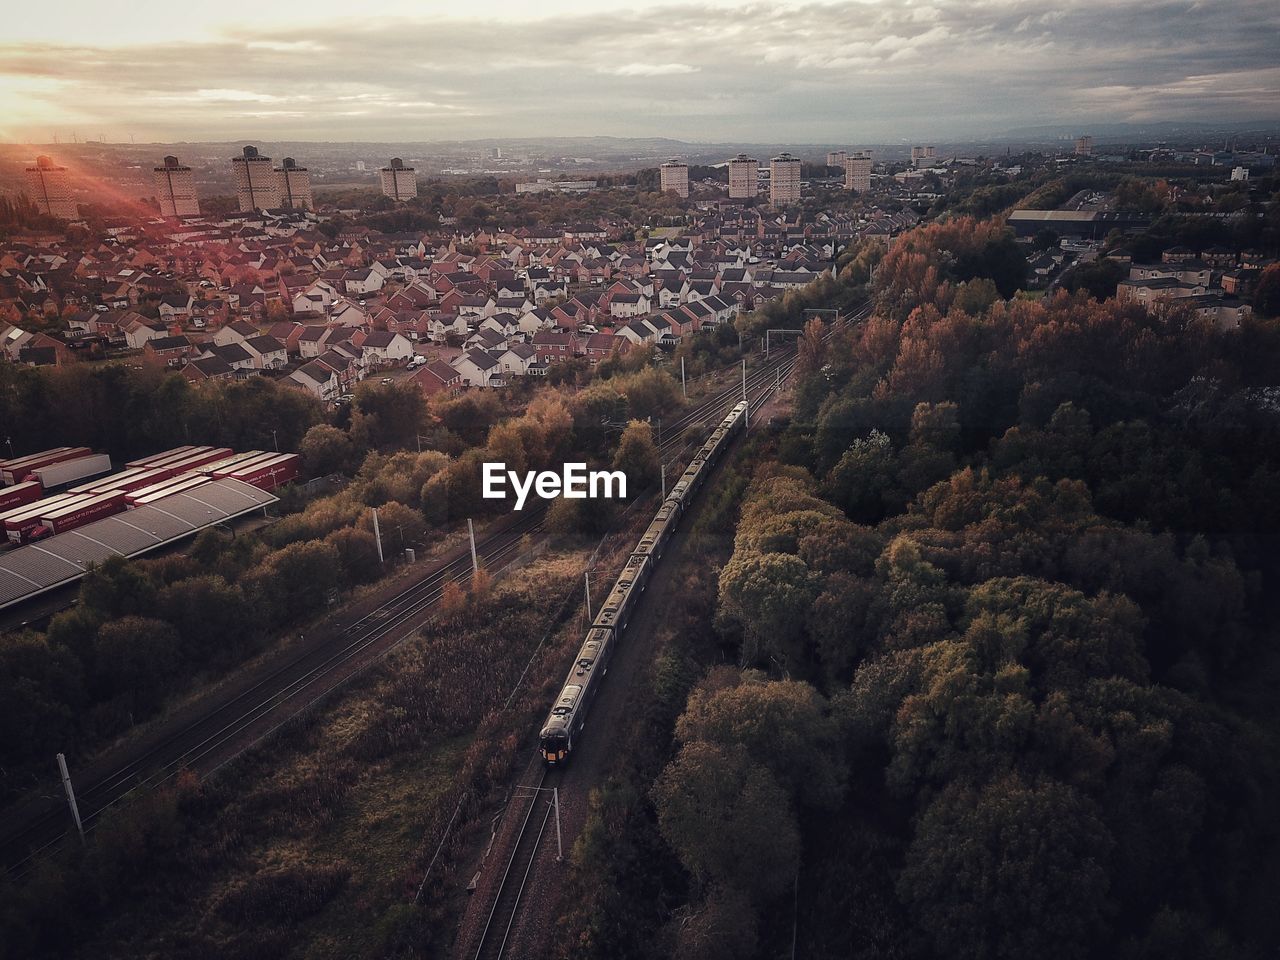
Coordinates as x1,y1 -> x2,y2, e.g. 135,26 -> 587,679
324,527 -> 383,585
1254,262 -> 1280,318
299,424 -> 356,476
794,316 -> 828,378
717,551 -> 817,667
898,774 -> 1114,960
241,540 -> 342,625
349,381 -> 426,451
155,575 -> 258,665
823,430 -> 902,523
675,671 -> 846,808
612,420 -> 660,490
92,617 -> 182,714
653,741 -> 800,901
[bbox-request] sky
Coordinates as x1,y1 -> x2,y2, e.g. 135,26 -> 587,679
1,0 -> 1278,144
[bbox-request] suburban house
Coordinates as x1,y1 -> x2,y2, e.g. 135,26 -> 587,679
498,342 -> 538,375
182,355 -> 236,382
143,334 -> 196,367
242,334 -> 289,370
203,341 -> 257,374
582,332 -> 628,362
124,317 -> 169,350
532,330 -> 578,362
411,359 -> 463,397
608,292 -> 651,319
453,349 -> 505,388
356,330 -> 414,366
214,319 -> 260,346
289,361 -> 341,401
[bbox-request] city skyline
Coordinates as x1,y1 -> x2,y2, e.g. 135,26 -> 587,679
2,0 -> 1278,144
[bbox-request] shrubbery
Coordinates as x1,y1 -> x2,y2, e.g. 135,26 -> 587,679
645,216 -> 1280,958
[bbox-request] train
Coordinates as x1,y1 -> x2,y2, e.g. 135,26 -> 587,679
539,399 -> 749,765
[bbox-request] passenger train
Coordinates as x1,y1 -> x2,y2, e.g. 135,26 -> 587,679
539,400 -> 750,765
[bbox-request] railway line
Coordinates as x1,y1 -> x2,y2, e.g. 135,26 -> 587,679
460,310 -> 845,960
473,765 -> 561,960
0,318 -> 844,880
0,506 -> 545,877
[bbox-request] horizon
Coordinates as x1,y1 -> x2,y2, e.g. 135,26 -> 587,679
3,0 -> 1279,144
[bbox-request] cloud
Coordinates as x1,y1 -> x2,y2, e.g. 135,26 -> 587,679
0,0 -> 1277,142
607,62 -> 700,76
245,40 -> 329,53
191,89 -> 282,102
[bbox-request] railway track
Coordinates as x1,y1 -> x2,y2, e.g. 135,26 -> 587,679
462,312 -> 845,959
473,766 -> 562,960
0,506 -> 546,877
1,307 -> 866,880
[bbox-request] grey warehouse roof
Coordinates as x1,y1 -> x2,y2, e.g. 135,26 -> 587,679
0,478 -> 277,611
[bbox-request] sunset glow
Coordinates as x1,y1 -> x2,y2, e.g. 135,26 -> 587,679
3,0 -> 1277,142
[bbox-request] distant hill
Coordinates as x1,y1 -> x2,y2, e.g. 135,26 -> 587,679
993,119 -> 1280,143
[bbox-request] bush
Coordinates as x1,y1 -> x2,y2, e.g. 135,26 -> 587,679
242,541 -> 343,626
325,527 -> 383,585
213,862 -> 351,925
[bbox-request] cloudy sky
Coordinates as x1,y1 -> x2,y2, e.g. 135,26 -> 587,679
1,0 -> 1277,144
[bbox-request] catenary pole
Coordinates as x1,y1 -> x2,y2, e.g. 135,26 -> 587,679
553,787 -> 563,861
56,753 -> 85,845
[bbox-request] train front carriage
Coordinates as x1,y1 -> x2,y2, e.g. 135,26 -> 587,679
540,683 -> 583,764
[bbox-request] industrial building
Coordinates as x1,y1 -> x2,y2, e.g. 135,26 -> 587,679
1007,209 -> 1152,241
0,478 -> 277,611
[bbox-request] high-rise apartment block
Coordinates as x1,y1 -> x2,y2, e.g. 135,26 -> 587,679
153,155 -> 199,217
826,150 -> 847,168
276,157 -> 313,210
728,154 -> 759,200
1075,135 -> 1094,157
25,155 -> 77,220
380,158 -> 417,201
660,159 -> 689,198
232,145 -> 281,211
770,153 -> 802,205
844,152 -> 873,193
911,145 -> 937,167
